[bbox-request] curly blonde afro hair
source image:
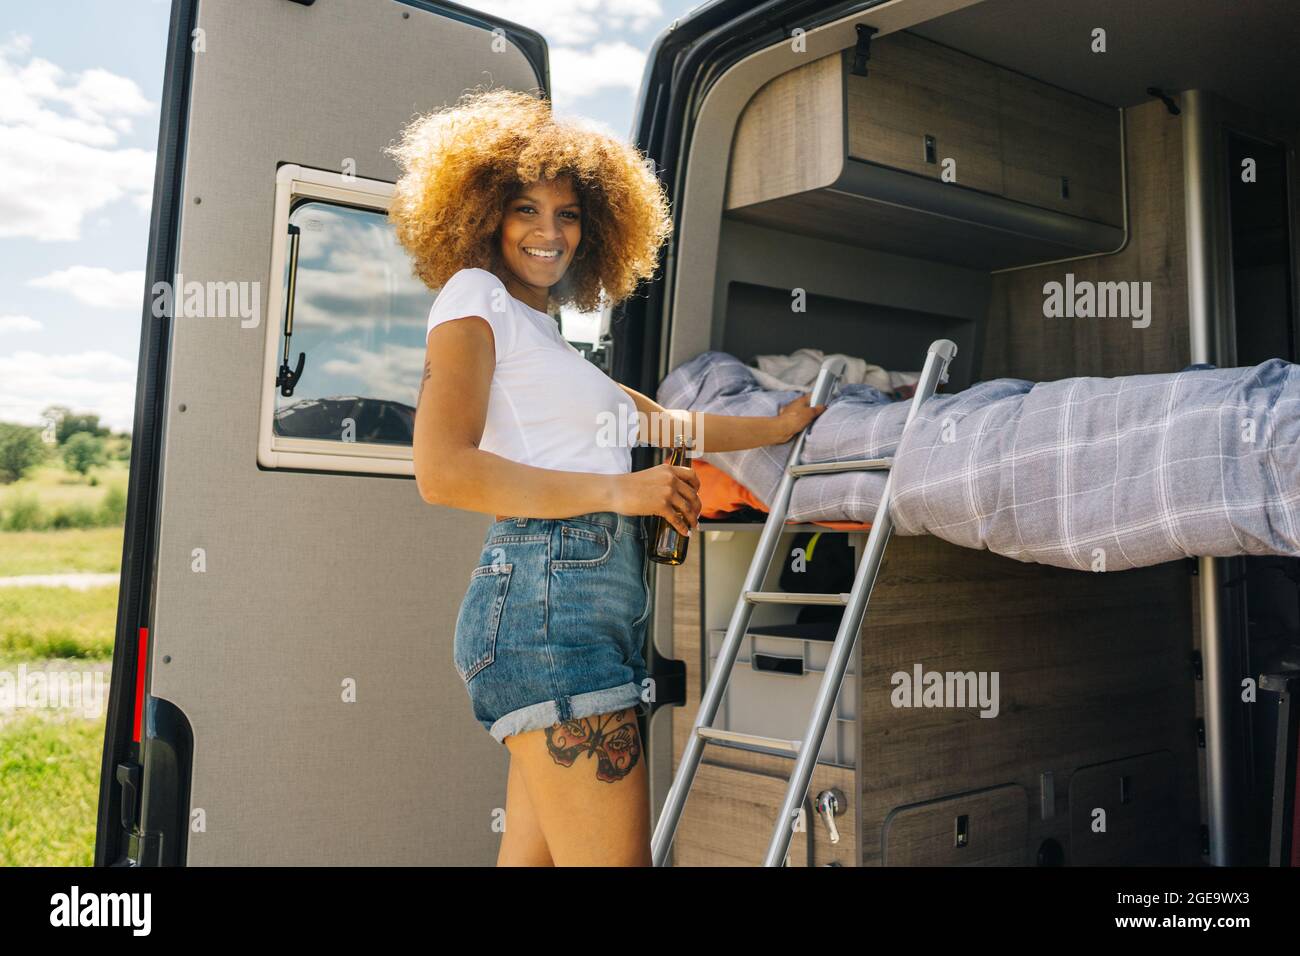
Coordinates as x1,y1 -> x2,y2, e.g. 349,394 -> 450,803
385,87 -> 672,313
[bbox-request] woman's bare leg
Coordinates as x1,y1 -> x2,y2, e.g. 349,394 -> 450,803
497,754 -> 555,866
503,707 -> 651,866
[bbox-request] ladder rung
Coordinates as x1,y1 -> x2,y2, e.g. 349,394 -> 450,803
744,590 -> 849,605
697,726 -> 802,754
789,457 -> 892,477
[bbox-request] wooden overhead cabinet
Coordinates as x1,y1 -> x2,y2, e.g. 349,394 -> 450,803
726,31 -> 1127,269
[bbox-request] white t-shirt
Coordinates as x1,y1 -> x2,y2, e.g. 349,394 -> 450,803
425,267 -> 639,475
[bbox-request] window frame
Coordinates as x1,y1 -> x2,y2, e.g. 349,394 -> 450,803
257,163 -> 424,476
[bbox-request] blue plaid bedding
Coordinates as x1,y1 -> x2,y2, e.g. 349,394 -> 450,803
656,350 -> 1300,570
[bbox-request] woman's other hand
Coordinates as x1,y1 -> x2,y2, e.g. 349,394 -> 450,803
772,393 -> 826,444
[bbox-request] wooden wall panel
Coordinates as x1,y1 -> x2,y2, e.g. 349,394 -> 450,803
726,51 -> 844,210
857,535 -> 1200,866
981,98 -> 1189,380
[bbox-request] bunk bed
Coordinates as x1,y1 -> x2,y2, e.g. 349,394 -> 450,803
659,349 -> 1300,571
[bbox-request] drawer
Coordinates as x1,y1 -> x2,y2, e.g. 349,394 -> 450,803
882,784 -> 1029,865
846,31 -> 1004,196
1068,751 -> 1181,865
996,68 -> 1123,224
672,761 -> 857,866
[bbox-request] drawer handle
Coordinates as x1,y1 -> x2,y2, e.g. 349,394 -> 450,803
816,788 -> 846,845
850,23 -> 879,78
752,652 -> 803,676
955,813 -> 970,848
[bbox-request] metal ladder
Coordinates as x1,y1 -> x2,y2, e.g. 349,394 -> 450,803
650,338 -> 958,867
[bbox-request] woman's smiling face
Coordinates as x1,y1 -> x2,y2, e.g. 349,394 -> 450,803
497,175 -> 582,298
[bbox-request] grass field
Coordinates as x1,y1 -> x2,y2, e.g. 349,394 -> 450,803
0,454 -> 128,865
0,708 -> 102,867
0,460 -> 128,511
0,527 -> 123,577
0,586 -> 119,661
0,460 -> 128,533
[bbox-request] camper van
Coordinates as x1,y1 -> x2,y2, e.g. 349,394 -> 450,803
97,0 -> 1300,866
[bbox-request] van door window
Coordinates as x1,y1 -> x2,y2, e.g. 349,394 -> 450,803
272,200 -> 434,448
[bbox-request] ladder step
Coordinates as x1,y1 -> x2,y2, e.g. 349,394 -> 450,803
697,726 -> 802,754
745,590 -> 849,606
789,457 -> 892,477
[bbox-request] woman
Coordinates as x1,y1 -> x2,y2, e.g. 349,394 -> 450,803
387,87 -> 825,866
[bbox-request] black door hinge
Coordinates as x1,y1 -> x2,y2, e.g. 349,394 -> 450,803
850,24 -> 879,78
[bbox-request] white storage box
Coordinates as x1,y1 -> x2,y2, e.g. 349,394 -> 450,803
706,625 -> 858,768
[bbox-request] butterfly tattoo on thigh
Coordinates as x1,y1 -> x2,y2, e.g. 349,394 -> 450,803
545,709 -> 642,782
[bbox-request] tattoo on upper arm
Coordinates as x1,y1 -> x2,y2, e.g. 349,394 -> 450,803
416,355 -> 432,407
544,709 -> 642,782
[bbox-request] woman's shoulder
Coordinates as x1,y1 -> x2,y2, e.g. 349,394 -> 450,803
428,267 -> 516,359
430,267 -> 509,321
440,267 -> 506,296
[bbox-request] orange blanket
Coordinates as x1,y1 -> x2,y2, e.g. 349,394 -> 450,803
693,459 -> 872,531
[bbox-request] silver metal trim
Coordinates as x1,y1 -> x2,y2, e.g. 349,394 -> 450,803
697,726 -> 802,754
744,591 -> 850,605
789,457 -> 892,476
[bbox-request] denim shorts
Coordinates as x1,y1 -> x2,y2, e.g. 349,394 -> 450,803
452,511 -> 653,744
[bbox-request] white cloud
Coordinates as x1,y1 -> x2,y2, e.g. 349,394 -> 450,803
551,41 -> 647,105
28,266 -> 145,310
465,0 -> 663,47
0,33 -> 156,241
0,314 -> 42,333
0,349 -> 136,431
318,342 -> 425,401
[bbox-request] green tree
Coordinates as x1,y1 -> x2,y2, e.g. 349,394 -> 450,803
0,423 -> 46,483
41,404 -> 108,445
62,432 -> 107,477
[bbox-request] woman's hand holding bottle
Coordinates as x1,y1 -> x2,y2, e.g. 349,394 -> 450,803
612,459 -> 701,538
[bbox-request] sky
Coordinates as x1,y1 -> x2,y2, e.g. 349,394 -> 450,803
0,0 -> 701,434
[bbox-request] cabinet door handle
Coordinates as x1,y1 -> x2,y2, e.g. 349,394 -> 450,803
815,787 -> 846,844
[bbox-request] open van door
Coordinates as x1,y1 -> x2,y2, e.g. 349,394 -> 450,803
98,0 -> 934,868
96,0 -> 553,866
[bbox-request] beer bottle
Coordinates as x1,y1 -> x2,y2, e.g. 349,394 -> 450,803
649,434 -> 694,566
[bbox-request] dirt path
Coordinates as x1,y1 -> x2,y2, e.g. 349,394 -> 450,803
0,572 -> 118,590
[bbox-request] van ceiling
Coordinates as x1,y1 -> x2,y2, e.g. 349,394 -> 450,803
911,0 -> 1300,124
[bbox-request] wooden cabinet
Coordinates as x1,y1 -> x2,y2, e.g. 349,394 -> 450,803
725,31 -> 1126,269
1068,751 -> 1182,865
993,66 -> 1124,224
672,761 -> 857,867
883,785 -> 1029,865
845,31 -> 1005,197
666,529 -> 1202,866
